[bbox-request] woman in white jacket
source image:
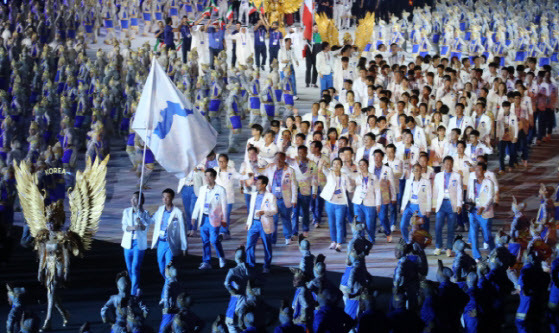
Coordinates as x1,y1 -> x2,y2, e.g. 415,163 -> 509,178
320,158 -> 355,252
121,191 -> 152,296
352,159 -> 381,244
399,163 -> 432,243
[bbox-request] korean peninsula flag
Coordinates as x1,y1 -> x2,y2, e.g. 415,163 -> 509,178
132,58 -> 217,178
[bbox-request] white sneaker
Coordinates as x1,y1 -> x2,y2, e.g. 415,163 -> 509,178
198,262 -> 212,270
285,238 -> 291,245
219,257 -> 226,268
483,242 -> 489,249
390,225 -> 396,232
433,248 -> 441,256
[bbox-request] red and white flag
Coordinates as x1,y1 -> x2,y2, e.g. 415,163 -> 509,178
303,0 -> 313,40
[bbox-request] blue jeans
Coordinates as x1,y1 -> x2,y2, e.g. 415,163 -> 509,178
435,199 -> 456,250
157,240 -> 174,278
311,186 -> 325,225
272,198 -> 292,244
220,203 -> 233,235
201,215 -> 224,263
354,204 -> 378,244
292,193 -> 311,235
244,193 -> 251,214
469,212 -> 495,259
389,201 -> 398,227
320,73 -> 333,92
456,190 -> 468,228
181,186 -> 198,231
499,140 -> 517,171
378,204 -> 392,236
280,65 -> 297,96
400,203 -> 428,243
124,239 -> 145,296
246,219 -> 273,269
516,130 -> 529,161
325,201 -> 347,244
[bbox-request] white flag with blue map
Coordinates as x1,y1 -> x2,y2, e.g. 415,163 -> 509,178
132,58 -> 217,178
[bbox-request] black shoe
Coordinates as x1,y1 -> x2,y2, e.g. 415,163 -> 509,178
306,83 -> 309,87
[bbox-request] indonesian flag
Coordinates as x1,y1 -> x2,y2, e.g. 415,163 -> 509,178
226,5 -> 234,20
303,0 -> 313,40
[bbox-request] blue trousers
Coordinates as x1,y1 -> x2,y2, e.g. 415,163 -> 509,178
181,186 -> 197,231
292,193 -> 311,235
456,190 -> 468,228
123,240 -> 145,296
397,181 -> 406,211
378,204 -> 392,236
325,201 -> 347,244
320,74 -> 333,92
468,212 -> 495,259
244,193 -> 251,214
310,186 -> 325,225
220,203 -> 233,235
354,204 -> 378,244
246,219 -> 273,269
201,216 -> 224,263
400,203 -> 429,243
272,198 -> 292,244
269,46 -> 280,66
255,44 -> 267,68
389,201 -> 398,227
499,140 -> 517,171
280,65 -> 298,96
157,240 -> 174,278
157,240 -> 174,298
435,199 -> 456,249
516,130 -> 529,161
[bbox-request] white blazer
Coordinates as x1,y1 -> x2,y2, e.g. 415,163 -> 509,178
215,166 -> 242,204
446,116 -> 474,139
121,207 -> 152,250
401,178 -> 432,215
351,172 -> 382,207
472,114 -> 492,140
369,164 -> 397,204
467,176 -> 495,219
302,113 -> 327,128
246,191 -> 278,234
319,171 -> 355,205
316,50 -> 333,76
150,206 -> 188,251
410,126 -> 428,152
496,112 -> 519,141
192,184 -> 228,227
432,171 -> 463,212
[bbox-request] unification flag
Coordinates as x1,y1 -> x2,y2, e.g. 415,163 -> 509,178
132,58 -> 218,179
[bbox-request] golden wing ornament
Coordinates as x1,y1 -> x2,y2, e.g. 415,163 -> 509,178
282,0 -> 303,14
355,12 -> 375,52
251,0 -> 263,11
315,13 -> 339,46
13,161 -> 46,238
68,155 -> 109,253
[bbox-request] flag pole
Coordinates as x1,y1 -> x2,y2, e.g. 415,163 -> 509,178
138,118 -> 149,198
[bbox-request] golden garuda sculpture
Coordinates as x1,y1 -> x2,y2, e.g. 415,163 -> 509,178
251,0 -> 302,31
14,155 -> 109,331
